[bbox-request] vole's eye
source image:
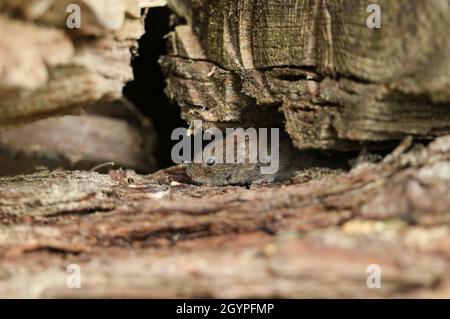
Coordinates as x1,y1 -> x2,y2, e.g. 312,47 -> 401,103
206,158 -> 216,166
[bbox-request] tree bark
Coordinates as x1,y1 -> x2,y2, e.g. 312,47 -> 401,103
0,0 -> 160,130
161,0 -> 450,150
2,136 -> 450,297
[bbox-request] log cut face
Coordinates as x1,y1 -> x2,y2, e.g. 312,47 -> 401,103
2,137 -> 450,297
0,0 -> 156,130
161,0 -> 450,150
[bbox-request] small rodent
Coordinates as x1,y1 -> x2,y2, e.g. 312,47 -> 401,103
186,129 -> 320,186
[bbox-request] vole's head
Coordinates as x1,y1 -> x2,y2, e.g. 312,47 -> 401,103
186,132 -> 261,186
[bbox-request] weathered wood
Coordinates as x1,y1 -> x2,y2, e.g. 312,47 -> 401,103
2,136 -> 450,297
2,0 -> 450,299
162,0 -> 450,150
0,0 -> 163,130
0,99 -> 157,176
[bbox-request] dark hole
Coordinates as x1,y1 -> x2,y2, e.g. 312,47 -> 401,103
276,73 -> 308,81
124,6 -> 186,169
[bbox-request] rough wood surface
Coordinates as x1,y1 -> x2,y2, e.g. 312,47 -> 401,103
162,0 -> 450,150
0,0 -> 162,130
2,136 -> 450,297
0,99 -> 157,176
1,0 -> 450,299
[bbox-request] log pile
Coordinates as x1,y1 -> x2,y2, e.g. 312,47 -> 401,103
1,0 -> 450,298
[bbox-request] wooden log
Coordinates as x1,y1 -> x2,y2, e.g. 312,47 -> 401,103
1,136 -> 450,297
0,0 -> 165,130
0,99 -> 157,176
162,0 -> 450,150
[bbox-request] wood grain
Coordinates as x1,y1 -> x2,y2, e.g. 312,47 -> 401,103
2,136 -> 450,297
162,0 -> 450,149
